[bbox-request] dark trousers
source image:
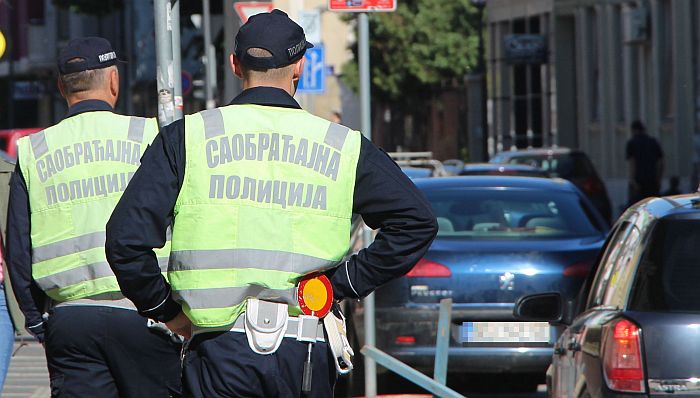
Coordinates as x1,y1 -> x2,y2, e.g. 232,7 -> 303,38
45,306 -> 182,398
183,332 -> 336,398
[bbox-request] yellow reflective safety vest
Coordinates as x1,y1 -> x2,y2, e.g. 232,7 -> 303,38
17,111 -> 169,302
170,105 -> 361,327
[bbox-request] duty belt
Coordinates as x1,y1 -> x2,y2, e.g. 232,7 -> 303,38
228,313 -> 326,342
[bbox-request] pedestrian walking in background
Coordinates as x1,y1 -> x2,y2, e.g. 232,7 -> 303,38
0,157 -> 17,392
5,37 -> 181,397
106,10 -> 437,398
626,120 -> 664,205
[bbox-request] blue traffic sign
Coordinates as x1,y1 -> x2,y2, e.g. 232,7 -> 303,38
298,46 -> 325,94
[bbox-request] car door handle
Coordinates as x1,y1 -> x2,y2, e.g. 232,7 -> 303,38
567,341 -> 581,352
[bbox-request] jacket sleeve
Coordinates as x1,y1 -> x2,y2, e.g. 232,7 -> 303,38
105,120 -> 185,323
327,136 -> 438,299
6,163 -> 48,341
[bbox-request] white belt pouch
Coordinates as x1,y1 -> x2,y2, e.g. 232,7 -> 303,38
244,298 -> 289,355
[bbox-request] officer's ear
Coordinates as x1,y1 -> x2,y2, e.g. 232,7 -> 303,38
57,77 -> 67,100
230,54 -> 244,79
292,57 -> 305,81
109,67 -> 119,98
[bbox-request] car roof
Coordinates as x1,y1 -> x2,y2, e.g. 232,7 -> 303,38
463,163 -> 543,171
413,175 -> 576,192
493,147 -> 578,158
624,193 -> 700,220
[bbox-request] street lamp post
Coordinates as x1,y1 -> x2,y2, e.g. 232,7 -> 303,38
470,0 -> 488,160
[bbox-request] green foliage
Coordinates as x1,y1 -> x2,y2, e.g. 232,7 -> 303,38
342,0 -> 481,103
52,0 -> 124,16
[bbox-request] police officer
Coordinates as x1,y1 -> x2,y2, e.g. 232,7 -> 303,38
106,11 -> 437,398
6,37 -> 181,397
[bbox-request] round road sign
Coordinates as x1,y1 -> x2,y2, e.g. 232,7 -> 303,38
297,274 -> 333,317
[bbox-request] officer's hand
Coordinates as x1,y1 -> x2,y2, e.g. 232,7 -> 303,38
166,311 -> 193,339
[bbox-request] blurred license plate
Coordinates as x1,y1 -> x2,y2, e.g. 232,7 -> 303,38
461,321 -> 550,343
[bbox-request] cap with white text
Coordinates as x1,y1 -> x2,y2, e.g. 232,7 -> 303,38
58,37 -> 121,75
234,9 -> 314,70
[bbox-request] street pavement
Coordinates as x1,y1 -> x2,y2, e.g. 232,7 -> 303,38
1,340 -> 546,398
3,340 -> 50,398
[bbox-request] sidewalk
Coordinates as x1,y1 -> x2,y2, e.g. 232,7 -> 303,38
2,340 -> 50,398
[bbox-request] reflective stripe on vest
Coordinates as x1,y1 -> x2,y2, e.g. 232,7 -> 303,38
18,112 -> 169,302
170,105 -> 361,327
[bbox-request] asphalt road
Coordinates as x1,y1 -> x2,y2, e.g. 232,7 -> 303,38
363,372 -> 547,398
3,341 -> 546,398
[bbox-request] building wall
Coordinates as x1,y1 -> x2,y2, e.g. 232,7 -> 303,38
562,0 -> 698,214
488,0 -> 700,217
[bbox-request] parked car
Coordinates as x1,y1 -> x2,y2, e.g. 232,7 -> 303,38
460,163 -> 549,178
345,176 -> 608,393
401,166 -> 434,179
515,193 -> 700,397
0,128 -> 42,158
490,148 -> 613,224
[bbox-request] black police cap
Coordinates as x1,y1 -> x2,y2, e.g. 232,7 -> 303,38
234,9 -> 314,69
58,37 -> 121,75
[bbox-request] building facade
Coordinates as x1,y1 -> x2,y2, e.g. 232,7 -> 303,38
487,0 -> 700,214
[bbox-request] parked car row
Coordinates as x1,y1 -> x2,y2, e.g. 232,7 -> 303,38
348,148 -> 698,397
398,147 -> 613,224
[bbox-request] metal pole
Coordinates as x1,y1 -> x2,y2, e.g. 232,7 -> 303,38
202,0 -> 216,109
359,13 -> 372,141
170,0 -> 183,119
359,12 -> 376,396
154,0 -> 176,127
362,225 -> 376,397
7,6 -> 14,128
477,6 -> 488,160
224,1 -> 242,102
434,298 -> 453,386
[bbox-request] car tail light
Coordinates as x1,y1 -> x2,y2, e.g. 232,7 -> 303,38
395,335 -> 416,345
583,177 -> 603,195
602,318 -> 646,393
563,260 -> 594,278
406,259 -> 451,278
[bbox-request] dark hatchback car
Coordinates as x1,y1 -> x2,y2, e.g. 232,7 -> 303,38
515,194 -> 700,397
347,176 -> 608,391
490,148 -> 613,224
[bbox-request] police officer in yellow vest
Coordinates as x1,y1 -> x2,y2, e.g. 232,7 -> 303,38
106,11 -> 437,398
6,37 -> 182,397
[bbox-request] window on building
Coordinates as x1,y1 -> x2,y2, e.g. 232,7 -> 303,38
613,6 -> 625,123
588,8 -> 601,123
660,0 -> 675,118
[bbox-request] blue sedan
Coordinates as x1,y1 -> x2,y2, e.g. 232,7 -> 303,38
347,176 -> 608,391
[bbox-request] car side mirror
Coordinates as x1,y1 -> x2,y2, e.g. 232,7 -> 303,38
513,292 -> 564,323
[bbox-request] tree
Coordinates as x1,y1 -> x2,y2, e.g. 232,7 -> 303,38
342,0 -> 481,105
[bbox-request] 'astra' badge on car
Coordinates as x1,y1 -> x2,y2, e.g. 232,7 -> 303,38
461,322 -> 551,343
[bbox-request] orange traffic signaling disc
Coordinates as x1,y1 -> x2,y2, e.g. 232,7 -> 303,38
297,274 -> 333,317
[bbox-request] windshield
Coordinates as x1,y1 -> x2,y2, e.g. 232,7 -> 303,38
424,188 -> 602,239
628,219 -> 700,313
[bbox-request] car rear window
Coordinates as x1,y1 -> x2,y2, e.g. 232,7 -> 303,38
424,188 -> 602,239
628,219 -> 700,313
